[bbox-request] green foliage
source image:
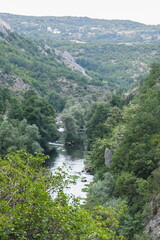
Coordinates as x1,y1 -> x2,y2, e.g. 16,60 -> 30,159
22,90 -> 59,150
89,138 -> 109,178
0,32 -> 91,113
0,88 -> 59,154
86,172 -> 118,208
112,85 -> 160,178
62,113 -> 79,144
50,41 -> 160,90
140,62 -> 160,93
86,103 -> 110,148
0,119 -> 43,155
120,212 -> 143,239
85,64 -> 160,239
0,150 -> 126,240
0,120 -> 18,154
1,15 -> 160,240
62,103 -> 86,145
0,86 -> 11,114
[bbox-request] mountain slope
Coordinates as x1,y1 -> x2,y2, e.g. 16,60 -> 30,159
0,13 -> 160,43
1,13 -> 160,91
0,22 -> 110,111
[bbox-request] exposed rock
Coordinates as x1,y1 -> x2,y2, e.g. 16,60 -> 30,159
54,49 -> 91,79
11,77 -> 30,92
65,141 -> 74,147
104,148 -> 112,168
37,46 -> 48,56
81,178 -> 87,182
0,72 -> 30,92
145,195 -> 160,240
123,87 -> 138,98
157,77 -> 160,85
0,18 -> 13,34
84,167 -> 92,174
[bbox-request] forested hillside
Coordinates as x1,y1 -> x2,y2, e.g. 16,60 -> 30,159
48,40 -> 160,90
1,13 -> 160,90
1,14 -> 160,240
0,18 -> 113,153
0,20 -> 129,239
85,63 -> 160,239
1,13 -> 160,43
0,30 -> 94,108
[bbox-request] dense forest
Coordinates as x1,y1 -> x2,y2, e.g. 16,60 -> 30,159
84,63 -> 160,239
1,15 -> 160,239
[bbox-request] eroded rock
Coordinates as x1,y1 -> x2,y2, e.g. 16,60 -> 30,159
0,18 -> 13,35
104,148 -> 112,168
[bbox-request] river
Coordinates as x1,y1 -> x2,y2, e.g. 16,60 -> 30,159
47,128 -> 93,202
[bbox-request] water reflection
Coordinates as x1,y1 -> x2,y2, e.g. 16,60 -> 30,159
48,143 -> 93,201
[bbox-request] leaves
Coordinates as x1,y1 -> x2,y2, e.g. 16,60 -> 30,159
0,151 -> 126,239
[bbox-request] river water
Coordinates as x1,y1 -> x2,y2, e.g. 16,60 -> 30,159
48,128 -> 93,202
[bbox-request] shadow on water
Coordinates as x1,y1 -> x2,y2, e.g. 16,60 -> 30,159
46,142 -> 93,201
44,126 -> 93,201
45,144 -> 85,168
64,145 -> 84,160
44,149 -> 58,168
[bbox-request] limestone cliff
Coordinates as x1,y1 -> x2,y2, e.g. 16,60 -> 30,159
54,49 -> 91,79
0,18 -> 13,34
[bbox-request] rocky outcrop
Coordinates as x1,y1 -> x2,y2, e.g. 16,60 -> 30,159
145,195 -> 160,240
0,18 -> 13,34
104,148 -> 112,168
0,72 -> 30,92
54,49 -> 91,79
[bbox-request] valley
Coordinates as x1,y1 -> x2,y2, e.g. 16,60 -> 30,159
1,14 -> 160,240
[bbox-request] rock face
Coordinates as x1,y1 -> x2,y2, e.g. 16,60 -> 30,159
145,195 -> 160,240
0,73 -> 30,92
104,148 -> 112,168
0,18 -> 13,34
54,49 -> 91,78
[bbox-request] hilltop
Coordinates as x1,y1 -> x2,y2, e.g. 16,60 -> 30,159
1,14 -> 160,92
0,13 -> 160,43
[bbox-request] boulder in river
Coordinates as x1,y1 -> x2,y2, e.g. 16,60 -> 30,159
84,167 -> 92,174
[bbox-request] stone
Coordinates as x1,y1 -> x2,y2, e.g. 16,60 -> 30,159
54,48 -> 91,79
0,18 -> 13,35
104,148 -> 112,168
145,194 -> 160,240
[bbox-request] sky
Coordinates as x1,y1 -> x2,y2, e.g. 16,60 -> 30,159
1,0 -> 160,25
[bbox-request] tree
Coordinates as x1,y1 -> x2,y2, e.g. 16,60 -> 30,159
86,103 -> 110,148
0,119 -> 43,155
16,119 -> 43,153
0,150 -> 126,240
22,90 -> 59,151
62,113 -> 79,144
0,120 -> 18,154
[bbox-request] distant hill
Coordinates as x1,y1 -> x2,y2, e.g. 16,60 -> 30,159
0,13 -> 160,43
1,14 -> 160,93
0,21 -> 110,111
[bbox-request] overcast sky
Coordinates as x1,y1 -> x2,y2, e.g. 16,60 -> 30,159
1,0 -> 160,25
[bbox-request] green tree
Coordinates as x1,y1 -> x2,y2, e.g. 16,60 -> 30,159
22,90 -> 59,151
86,103 -> 110,148
0,119 -> 43,155
16,119 -> 43,153
0,150 -> 126,240
63,113 -> 79,144
0,120 -> 18,154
